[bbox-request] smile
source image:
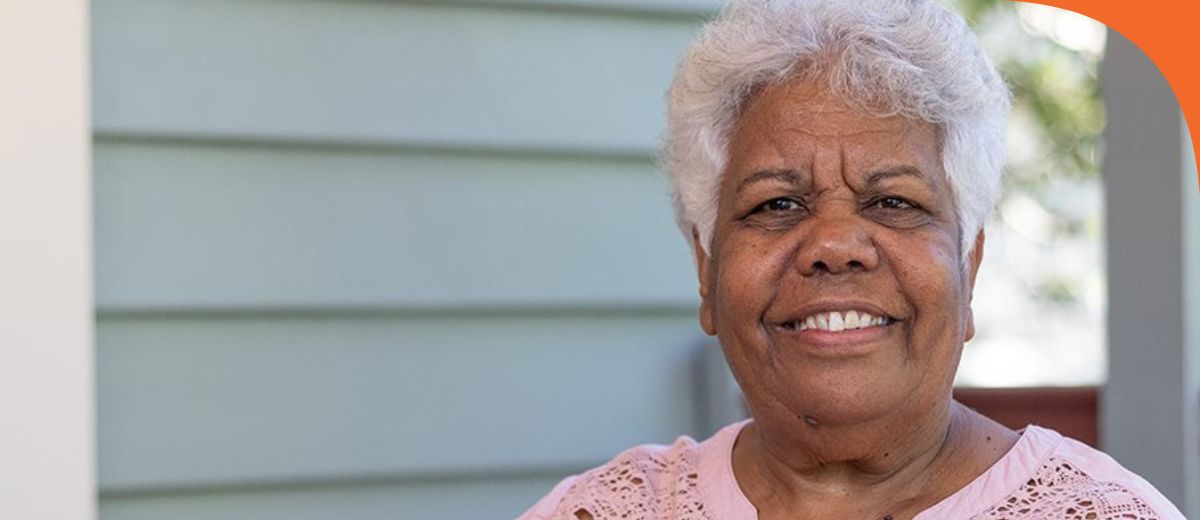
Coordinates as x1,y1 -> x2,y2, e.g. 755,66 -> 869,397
781,310 -> 895,332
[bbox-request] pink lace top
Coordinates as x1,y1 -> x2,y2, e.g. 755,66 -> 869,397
517,421 -> 1185,520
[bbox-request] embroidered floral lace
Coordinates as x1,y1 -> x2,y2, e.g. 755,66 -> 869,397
549,452 -> 1162,520
977,458 -> 1160,520
551,446 -> 706,519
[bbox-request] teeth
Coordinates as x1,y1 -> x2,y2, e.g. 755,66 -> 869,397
828,312 -> 844,332
790,311 -> 889,332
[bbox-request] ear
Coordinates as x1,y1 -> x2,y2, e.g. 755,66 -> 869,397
692,228 -> 718,336
963,229 -> 985,342
967,229 -> 985,291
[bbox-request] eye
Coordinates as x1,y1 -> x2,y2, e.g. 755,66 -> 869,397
752,197 -> 804,213
863,195 -> 930,229
872,196 -> 918,210
740,196 -> 808,230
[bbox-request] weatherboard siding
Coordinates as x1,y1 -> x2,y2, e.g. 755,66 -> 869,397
93,0 -> 712,517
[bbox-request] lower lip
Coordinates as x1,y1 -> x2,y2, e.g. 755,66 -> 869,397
774,322 -> 895,352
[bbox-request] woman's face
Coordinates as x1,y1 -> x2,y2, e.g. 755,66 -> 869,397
697,77 -> 984,427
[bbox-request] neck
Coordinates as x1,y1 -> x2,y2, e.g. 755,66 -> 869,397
733,400 -> 1013,517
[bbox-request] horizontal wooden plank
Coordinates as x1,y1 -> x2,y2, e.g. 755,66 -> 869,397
100,473 -> 564,520
93,0 -> 700,154
97,313 -> 709,490
417,0 -> 720,16
94,140 -> 697,309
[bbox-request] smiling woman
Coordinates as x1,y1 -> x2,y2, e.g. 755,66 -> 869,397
517,0 -> 1184,519
701,78 -> 974,436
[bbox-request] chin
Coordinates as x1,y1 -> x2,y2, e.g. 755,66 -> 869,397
762,369 -> 920,427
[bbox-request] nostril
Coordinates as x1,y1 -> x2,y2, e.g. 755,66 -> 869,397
805,258 -> 867,275
798,229 -> 879,275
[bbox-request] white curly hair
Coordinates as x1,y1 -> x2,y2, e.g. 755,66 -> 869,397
663,0 -> 1009,260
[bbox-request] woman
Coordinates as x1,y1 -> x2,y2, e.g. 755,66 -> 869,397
520,0 -> 1185,518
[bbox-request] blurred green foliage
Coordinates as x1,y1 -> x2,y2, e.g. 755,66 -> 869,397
952,0 -> 1105,306
957,0 -> 1104,211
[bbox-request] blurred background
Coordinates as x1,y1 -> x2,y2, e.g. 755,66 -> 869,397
78,0 -> 1196,518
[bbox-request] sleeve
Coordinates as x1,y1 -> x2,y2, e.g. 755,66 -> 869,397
514,475 -> 579,520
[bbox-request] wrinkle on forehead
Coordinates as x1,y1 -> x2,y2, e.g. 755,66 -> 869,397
725,79 -> 943,194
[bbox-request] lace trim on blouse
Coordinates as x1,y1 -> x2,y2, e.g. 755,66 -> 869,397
975,457 -> 1159,520
550,445 -> 709,519
547,447 -> 1163,520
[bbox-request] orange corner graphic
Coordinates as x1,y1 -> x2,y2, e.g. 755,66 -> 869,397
1012,0 -> 1199,189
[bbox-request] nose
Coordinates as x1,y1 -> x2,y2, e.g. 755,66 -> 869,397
794,214 -> 879,276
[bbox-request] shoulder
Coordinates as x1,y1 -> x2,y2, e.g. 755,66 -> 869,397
973,426 -> 1185,520
515,424 -> 738,520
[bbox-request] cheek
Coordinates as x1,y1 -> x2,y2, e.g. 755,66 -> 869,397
714,239 -> 789,310
887,235 -> 968,318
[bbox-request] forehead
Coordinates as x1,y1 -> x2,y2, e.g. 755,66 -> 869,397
725,78 -> 943,184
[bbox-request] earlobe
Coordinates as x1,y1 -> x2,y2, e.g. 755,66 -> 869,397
699,299 -> 717,336
693,228 -> 718,336
963,230 -> 985,342
963,306 -> 976,343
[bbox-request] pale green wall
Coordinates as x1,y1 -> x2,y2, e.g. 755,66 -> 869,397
92,0 -> 720,517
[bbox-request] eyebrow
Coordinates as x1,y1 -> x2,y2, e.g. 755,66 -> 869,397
864,165 -> 926,187
736,166 -> 927,193
736,169 -> 804,193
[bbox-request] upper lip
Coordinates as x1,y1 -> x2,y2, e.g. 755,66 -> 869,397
767,300 -> 899,327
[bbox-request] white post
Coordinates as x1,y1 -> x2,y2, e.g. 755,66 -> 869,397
0,1 -> 96,519
1100,29 -> 1196,515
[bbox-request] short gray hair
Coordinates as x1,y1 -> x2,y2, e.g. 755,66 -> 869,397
664,0 -> 1009,259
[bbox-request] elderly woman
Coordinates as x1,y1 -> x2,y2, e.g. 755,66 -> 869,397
519,0 -> 1183,519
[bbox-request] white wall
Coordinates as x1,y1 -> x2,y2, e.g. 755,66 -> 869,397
0,1 -> 96,519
